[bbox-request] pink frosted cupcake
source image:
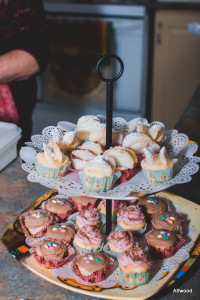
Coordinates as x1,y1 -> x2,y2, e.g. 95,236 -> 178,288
76,208 -> 101,229
46,223 -> 75,243
19,210 -> 57,238
103,230 -> 135,259
73,225 -> 103,254
72,252 -> 114,283
117,205 -> 146,236
118,246 -> 151,287
32,238 -> 75,269
146,229 -> 185,258
97,199 -> 127,223
70,196 -> 98,211
44,197 -> 75,222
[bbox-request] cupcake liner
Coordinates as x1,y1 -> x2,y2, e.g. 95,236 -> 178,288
75,201 -> 96,211
72,255 -> 114,283
43,200 -> 75,222
19,211 -> 59,238
103,242 -> 138,260
32,242 -> 75,269
35,158 -> 70,178
116,222 -> 147,236
146,234 -> 185,258
79,171 -> 121,192
118,166 -> 137,183
73,240 -> 103,255
142,163 -> 178,183
120,269 -> 149,287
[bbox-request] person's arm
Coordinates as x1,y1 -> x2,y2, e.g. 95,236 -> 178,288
0,50 -> 40,84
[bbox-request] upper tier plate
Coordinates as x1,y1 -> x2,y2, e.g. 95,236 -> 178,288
20,117 -> 200,199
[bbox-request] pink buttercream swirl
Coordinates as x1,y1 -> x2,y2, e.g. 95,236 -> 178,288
76,225 -> 103,245
117,205 -> 145,225
108,230 -> 134,249
118,246 -> 148,266
77,208 -> 100,226
102,199 -> 126,212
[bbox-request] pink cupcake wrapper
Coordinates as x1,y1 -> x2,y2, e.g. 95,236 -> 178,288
32,242 -> 75,269
146,234 -> 185,258
19,211 -> 59,238
72,255 -> 114,283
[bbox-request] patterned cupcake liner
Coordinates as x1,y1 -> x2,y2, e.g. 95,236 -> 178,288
19,211 -> 59,238
79,171 -> 121,192
120,269 -> 149,287
35,158 -> 70,178
103,242 -> 138,260
116,222 -> 147,237
142,163 -> 178,183
146,234 -> 185,258
67,196 -> 97,212
73,240 -> 103,255
43,201 -> 75,222
118,166 -> 137,183
72,255 -> 114,283
32,242 -> 75,269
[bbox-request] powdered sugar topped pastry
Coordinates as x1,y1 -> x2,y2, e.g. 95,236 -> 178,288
104,147 -> 138,170
71,141 -> 103,170
136,121 -> 165,144
83,155 -> 116,178
76,115 -> 105,141
35,143 -> 70,178
122,132 -> 160,155
141,147 -> 178,183
89,128 -> 123,148
49,128 -> 79,152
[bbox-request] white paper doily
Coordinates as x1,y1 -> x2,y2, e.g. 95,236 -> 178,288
20,117 -> 200,199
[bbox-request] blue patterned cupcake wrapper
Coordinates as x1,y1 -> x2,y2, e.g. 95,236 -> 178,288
142,163 -> 178,183
120,269 -> 149,287
116,223 -> 147,237
73,241 -> 102,255
35,158 -> 70,178
79,171 -> 121,192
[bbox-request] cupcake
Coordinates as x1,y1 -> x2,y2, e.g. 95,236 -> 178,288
46,223 -> 75,243
122,132 -> 160,166
141,147 -> 178,183
97,199 -> 127,223
19,210 -> 57,238
44,197 -> 75,221
104,147 -> 138,183
136,121 -> 165,145
72,252 -> 114,283
117,205 -> 146,235
151,211 -> 183,234
48,128 -> 79,153
89,127 -> 123,148
71,196 -> 98,211
79,155 -> 121,192
73,225 -> 103,254
32,238 -> 75,269
146,229 -> 185,258
103,230 -> 135,259
71,141 -> 102,170
137,196 -> 171,220
76,115 -> 104,142
35,143 -> 71,178
76,208 -> 101,229
118,246 -> 151,287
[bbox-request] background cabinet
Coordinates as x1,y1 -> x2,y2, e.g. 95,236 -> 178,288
152,10 -> 200,129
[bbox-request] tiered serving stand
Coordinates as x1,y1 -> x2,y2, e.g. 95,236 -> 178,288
2,55 -> 200,300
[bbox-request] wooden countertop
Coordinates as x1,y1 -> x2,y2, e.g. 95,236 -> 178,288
0,85 -> 200,299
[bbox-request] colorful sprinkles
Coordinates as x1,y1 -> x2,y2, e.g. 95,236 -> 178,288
52,199 -> 67,205
32,212 -> 46,218
82,254 -> 101,263
157,231 -> 171,240
146,198 -> 158,205
52,224 -> 67,232
161,214 -> 175,224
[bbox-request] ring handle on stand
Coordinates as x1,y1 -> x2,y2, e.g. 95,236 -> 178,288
96,54 -> 124,82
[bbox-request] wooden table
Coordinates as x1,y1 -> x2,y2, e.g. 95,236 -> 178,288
0,86 -> 200,300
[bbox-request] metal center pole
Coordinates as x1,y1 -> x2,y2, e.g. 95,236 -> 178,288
96,54 -> 124,235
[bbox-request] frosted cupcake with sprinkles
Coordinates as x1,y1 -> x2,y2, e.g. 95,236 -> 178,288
141,147 -> 178,183
44,197 -> 75,221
